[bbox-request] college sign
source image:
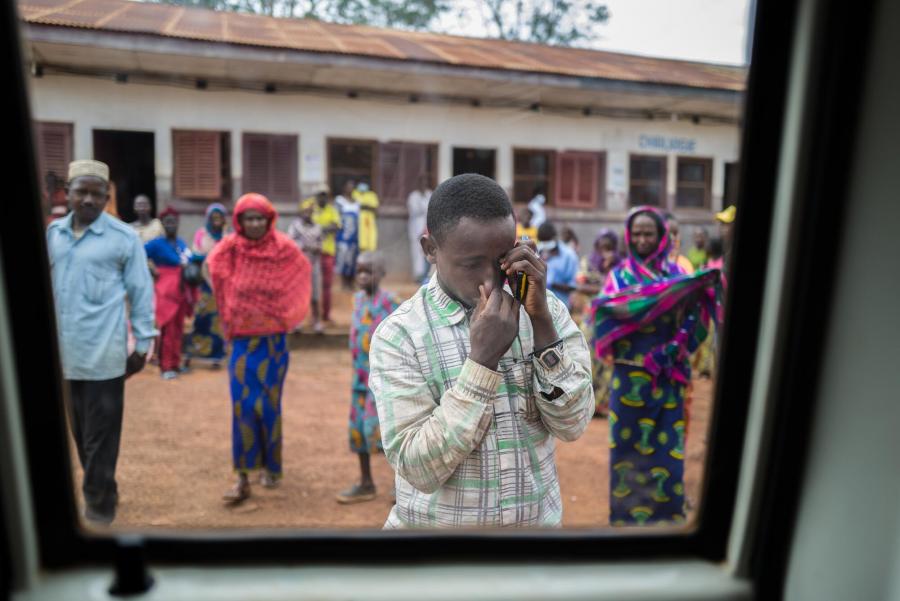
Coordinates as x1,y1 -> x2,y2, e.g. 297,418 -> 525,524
638,135 -> 697,153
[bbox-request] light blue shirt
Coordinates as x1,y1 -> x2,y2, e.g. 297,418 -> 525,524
545,241 -> 579,308
47,212 -> 157,380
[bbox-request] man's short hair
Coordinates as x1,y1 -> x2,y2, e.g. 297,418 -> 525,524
427,174 -> 512,243
537,221 -> 557,242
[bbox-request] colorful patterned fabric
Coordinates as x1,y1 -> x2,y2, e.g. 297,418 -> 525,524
186,205 -> 227,361
349,289 -> 399,454
192,203 -> 227,255
369,275 -> 594,528
230,334 -> 288,476
594,207 -> 722,385
206,194 -> 311,339
185,281 -> 226,361
592,206 -> 723,526
607,319 -> 689,526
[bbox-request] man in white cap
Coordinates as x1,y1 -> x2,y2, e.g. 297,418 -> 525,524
46,159 -> 157,525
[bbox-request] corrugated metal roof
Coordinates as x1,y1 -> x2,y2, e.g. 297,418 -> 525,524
19,0 -> 746,91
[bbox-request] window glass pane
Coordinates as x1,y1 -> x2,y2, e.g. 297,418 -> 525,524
630,184 -> 662,206
631,157 -> 663,181
26,0 -> 748,535
678,161 -> 706,183
676,186 -> 706,207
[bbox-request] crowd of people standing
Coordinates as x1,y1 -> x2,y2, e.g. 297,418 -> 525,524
47,159 -> 729,529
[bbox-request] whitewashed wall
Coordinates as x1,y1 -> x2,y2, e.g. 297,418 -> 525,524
28,74 -> 741,276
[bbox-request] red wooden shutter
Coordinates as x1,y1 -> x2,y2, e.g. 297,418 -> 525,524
173,130 -> 221,199
269,135 -> 298,203
242,133 -> 298,203
401,144 -> 426,200
555,151 -> 598,208
35,121 -> 73,183
377,143 -> 437,206
242,133 -> 270,196
377,143 -> 404,206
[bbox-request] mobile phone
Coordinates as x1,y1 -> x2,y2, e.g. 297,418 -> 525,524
507,235 -> 530,301
509,270 -> 529,301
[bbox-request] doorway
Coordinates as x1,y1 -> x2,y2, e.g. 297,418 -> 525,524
93,130 -> 156,223
453,147 -> 496,179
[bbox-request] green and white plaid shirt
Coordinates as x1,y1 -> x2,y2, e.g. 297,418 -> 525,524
370,275 -> 594,528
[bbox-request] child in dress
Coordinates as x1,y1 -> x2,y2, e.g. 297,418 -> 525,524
336,251 -> 399,504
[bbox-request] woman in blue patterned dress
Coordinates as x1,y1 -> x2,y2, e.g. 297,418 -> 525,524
207,194 -> 311,504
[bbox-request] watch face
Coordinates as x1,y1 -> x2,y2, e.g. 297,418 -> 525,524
541,349 -> 561,368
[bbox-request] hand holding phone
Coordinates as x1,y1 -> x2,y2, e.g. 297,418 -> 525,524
507,236 -> 531,301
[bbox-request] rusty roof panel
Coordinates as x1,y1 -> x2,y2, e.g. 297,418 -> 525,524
379,35 -> 445,62
20,0 -> 746,91
103,2 -> 174,32
170,6 -> 224,40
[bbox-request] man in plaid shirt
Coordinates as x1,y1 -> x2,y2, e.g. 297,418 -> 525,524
370,174 -> 594,528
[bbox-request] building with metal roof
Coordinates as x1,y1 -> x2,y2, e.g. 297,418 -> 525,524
20,0 -> 745,275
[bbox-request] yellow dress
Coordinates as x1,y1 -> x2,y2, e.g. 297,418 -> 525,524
516,224 -> 538,240
353,190 -> 379,252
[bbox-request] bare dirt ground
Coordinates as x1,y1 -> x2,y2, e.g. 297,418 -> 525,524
74,283 -> 713,532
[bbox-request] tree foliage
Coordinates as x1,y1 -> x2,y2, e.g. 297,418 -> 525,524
478,0 -> 609,46
156,0 -> 449,27
155,0 -> 609,45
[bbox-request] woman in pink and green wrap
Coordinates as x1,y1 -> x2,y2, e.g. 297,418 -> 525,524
592,206 -> 722,526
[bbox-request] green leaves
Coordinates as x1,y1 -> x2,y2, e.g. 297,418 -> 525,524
483,0 -> 610,46
156,0 -> 450,26
155,0 -> 609,45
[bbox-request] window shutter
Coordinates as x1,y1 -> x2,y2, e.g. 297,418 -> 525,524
35,122 -> 73,183
269,135 -> 298,203
400,144 -> 427,202
676,157 -> 712,208
173,130 -> 221,199
242,133 -> 298,203
377,142 -> 403,205
242,134 -> 270,196
555,152 -> 598,208
629,155 -> 667,207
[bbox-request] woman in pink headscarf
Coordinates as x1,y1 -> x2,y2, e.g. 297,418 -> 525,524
207,193 -> 311,504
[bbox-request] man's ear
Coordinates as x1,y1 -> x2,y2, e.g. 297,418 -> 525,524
420,233 -> 437,265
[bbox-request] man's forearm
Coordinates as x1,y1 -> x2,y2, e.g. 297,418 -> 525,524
531,312 -> 559,351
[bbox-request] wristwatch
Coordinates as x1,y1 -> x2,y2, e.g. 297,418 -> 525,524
535,340 -> 563,370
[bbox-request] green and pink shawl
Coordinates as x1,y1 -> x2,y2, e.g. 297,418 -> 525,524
592,206 -> 723,384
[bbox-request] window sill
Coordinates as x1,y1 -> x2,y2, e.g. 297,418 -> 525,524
14,560 -> 750,601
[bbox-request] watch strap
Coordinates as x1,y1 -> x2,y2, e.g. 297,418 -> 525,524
532,338 -> 563,357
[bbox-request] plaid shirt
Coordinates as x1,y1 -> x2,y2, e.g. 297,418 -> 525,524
370,275 -> 594,528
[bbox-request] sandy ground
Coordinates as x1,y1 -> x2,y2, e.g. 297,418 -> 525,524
74,347 -> 712,531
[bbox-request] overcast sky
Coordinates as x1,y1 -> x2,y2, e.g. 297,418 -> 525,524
437,0 -> 753,66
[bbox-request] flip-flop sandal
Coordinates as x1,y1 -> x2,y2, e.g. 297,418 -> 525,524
335,484 -> 376,504
223,482 -> 251,505
260,472 -> 281,489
